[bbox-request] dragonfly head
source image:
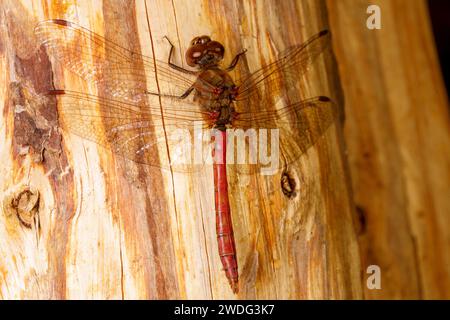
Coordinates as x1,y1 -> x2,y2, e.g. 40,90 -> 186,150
186,35 -> 224,69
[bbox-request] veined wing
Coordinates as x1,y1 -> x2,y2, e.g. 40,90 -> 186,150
231,96 -> 337,170
35,20 -> 218,103
234,30 -> 330,103
50,90 -> 214,172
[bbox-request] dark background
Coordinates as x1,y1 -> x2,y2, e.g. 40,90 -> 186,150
428,0 -> 450,96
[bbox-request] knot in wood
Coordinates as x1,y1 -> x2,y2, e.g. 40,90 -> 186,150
281,171 -> 297,199
10,187 -> 40,228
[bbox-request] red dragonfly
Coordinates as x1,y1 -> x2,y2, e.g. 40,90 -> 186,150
35,19 -> 335,293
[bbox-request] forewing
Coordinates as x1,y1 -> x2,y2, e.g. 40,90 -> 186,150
235,30 -> 330,103
35,20 -> 217,102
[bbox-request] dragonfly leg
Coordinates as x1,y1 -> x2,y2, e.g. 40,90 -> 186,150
226,49 -> 247,71
146,86 -> 194,100
179,87 -> 194,99
163,36 -> 197,75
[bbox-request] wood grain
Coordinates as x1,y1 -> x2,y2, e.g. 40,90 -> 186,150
10,0 -> 450,300
327,0 -> 450,299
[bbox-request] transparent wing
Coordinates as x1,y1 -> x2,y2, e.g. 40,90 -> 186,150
35,19 -> 218,103
229,96 -> 337,173
227,30 -> 333,173
234,30 -> 330,103
50,90 -> 214,173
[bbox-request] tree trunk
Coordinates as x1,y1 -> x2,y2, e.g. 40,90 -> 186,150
327,0 -> 450,299
3,0 -> 446,300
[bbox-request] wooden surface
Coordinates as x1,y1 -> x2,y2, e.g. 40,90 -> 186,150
328,0 -> 450,299
0,0 -> 447,300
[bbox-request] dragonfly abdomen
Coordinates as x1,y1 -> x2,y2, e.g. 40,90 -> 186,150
213,130 -> 239,293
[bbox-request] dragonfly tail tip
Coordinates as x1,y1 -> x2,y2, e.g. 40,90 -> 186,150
229,279 -> 239,294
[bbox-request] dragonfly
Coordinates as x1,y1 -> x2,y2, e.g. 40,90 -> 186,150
35,19 -> 335,294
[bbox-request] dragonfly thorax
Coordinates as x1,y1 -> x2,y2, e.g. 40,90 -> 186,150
194,68 -> 236,107
213,105 -> 236,131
